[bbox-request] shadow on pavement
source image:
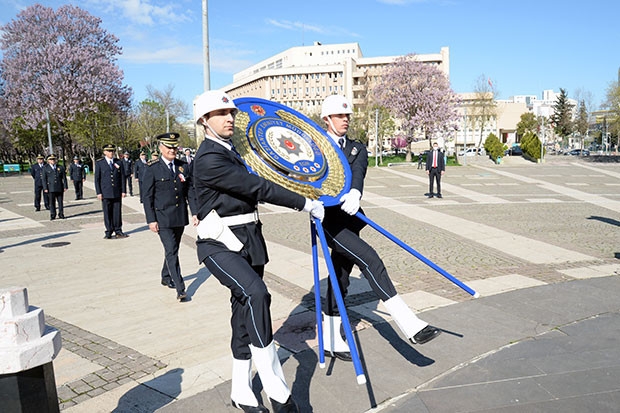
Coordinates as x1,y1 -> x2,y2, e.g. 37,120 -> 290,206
113,367 -> 184,413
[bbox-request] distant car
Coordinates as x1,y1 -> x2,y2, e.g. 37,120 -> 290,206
504,146 -> 523,156
565,149 -> 590,156
458,148 -> 482,156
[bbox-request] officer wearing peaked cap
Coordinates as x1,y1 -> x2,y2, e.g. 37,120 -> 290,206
192,90 -> 324,413
42,154 -> 68,220
69,155 -> 86,200
142,132 -> 197,302
94,143 -> 128,239
30,154 -> 50,211
134,151 -> 148,203
121,150 -> 134,196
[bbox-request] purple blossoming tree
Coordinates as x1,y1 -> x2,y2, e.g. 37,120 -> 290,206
373,54 -> 459,162
0,4 -> 131,159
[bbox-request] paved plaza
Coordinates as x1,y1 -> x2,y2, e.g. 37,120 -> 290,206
2,155 -> 620,412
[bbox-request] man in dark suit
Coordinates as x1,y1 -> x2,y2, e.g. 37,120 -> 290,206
30,154 -> 50,211
193,90 -> 323,413
42,154 -> 68,220
182,148 -> 193,165
134,152 -> 148,203
121,151 -> 134,196
94,144 -> 128,239
319,95 -> 441,362
142,133 -> 196,302
68,155 -> 86,200
426,141 -> 445,198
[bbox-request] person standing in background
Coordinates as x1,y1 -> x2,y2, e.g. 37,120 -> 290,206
94,144 -> 128,239
426,141 -> 445,198
42,154 -> 68,220
121,151 -> 134,196
134,152 -> 148,203
69,155 -> 86,200
30,154 -> 50,211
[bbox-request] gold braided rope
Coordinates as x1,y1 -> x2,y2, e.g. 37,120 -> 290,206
231,110 -> 346,200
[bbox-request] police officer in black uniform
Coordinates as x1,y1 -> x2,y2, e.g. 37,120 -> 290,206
42,154 -> 68,220
193,90 -> 323,413
94,144 -> 128,239
319,95 -> 441,362
134,152 -> 148,203
30,154 -> 50,211
121,151 -> 134,196
69,155 -> 86,200
142,133 -> 196,301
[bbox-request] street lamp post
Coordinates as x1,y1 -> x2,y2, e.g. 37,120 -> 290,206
463,107 -> 467,166
374,108 -> 379,167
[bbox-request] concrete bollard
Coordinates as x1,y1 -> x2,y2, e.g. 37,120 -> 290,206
0,287 -> 62,413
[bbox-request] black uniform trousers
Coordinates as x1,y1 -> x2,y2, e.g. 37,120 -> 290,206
159,226 -> 186,294
35,183 -> 49,210
429,167 -> 442,195
124,175 -> 133,196
102,197 -> 123,236
138,179 -> 144,203
73,180 -> 83,200
48,192 -> 64,218
324,224 -> 396,316
203,251 -> 270,360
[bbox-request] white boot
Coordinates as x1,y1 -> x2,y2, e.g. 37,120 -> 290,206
231,358 -> 261,408
323,315 -> 351,355
249,341 -> 291,404
383,295 -> 428,341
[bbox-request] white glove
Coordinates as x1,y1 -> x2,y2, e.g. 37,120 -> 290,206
340,188 -> 361,215
303,198 -> 325,221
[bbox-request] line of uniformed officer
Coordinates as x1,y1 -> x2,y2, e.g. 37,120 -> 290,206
69,155 -> 86,200
30,154 -> 50,211
94,143 -> 128,239
142,132 -> 197,302
42,154 -> 68,220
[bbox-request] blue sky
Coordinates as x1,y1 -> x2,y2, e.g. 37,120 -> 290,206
1,0 -> 619,115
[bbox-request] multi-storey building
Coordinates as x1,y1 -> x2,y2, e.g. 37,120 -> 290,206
218,42 -> 449,153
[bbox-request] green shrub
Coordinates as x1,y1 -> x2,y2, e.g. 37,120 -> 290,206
483,133 -> 504,160
521,131 -> 545,159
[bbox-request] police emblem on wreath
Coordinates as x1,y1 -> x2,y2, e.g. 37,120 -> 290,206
232,97 -> 352,207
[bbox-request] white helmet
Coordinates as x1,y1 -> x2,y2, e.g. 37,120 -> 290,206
320,95 -> 353,118
194,90 -> 238,124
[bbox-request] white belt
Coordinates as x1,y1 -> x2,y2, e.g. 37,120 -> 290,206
220,210 -> 259,226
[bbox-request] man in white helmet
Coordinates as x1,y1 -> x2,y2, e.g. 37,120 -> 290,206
192,90 -> 323,413
320,95 -> 441,362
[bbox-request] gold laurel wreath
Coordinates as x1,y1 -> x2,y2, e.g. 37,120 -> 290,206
232,110 -> 346,200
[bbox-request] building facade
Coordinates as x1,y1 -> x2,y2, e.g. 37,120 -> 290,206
217,42 -> 449,153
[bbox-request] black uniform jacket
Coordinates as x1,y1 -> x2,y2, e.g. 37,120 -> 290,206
323,137 -> 368,234
192,138 -> 306,266
134,160 -> 147,181
121,158 -> 133,176
42,164 -> 68,193
69,163 -> 86,181
94,158 -> 126,199
30,163 -> 46,186
142,158 -> 195,228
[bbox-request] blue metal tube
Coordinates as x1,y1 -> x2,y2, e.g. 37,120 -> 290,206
354,212 -> 479,298
313,218 -> 367,384
310,220 -> 325,368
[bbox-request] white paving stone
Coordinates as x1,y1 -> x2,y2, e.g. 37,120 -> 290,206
466,274 -> 547,297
